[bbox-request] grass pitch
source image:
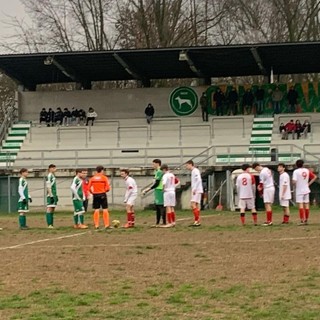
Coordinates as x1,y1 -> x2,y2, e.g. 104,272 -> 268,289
1,208 -> 320,319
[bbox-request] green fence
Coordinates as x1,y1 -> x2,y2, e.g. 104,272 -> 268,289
0,176 -> 19,213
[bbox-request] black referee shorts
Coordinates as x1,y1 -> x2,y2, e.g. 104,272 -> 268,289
92,193 -> 108,209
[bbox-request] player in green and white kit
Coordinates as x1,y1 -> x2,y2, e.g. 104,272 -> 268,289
70,169 -> 88,229
142,159 -> 166,226
18,168 -> 32,230
46,164 -> 58,228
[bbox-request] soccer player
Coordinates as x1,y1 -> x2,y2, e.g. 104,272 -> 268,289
292,159 -> 317,225
120,169 -> 138,228
236,164 -> 257,226
277,163 -> 291,224
252,162 -> 275,226
18,168 -> 32,230
161,164 -> 179,228
185,160 -> 203,227
88,166 -> 111,229
142,159 -> 166,227
45,164 -> 58,228
70,169 -> 88,229
82,170 -> 90,212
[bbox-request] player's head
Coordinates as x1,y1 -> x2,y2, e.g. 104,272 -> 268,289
82,169 -> 88,179
241,163 -> 250,172
96,165 -> 105,173
152,159 -> 161,169
252,162 -> 262,172
120,169 -> 129,178
160,164 -> 169,172
277,163 -> 286,173
20,168 -> 29,177
185,160 -> 194,170
48,164 -> 56,173
296,159 -> 304,168
76,168 -> 86,178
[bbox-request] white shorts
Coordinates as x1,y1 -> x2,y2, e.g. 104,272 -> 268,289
191,193 -> 202,204
126,193 -> 137,206
280,199 -> 289,207
164,191 -> 176,207
296,193 -> 309,203
263,187 -> 275,204
238,198 -> 255,210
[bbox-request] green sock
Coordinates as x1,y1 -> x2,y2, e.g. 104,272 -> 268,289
50,213 -> 54,226
79,214 -> 84,224
19,215 -> 24,227
73,215 -> 78,225
46,212 -> 51,226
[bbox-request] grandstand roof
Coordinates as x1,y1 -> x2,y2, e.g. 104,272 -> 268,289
0,41 -> 320,90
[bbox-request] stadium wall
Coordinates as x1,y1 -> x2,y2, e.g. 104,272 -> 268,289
18,87 -> 205,121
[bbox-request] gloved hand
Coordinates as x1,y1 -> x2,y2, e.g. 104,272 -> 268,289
50,197 -> 55,204
29,198 -> 32,203
22,199 -> 27,204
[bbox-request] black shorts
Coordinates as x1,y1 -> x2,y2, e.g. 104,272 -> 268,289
92,193 -> 108,209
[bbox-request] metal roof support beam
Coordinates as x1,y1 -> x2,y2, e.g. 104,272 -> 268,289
113,53 -> 150,86
179,51 -> 204,78
250,48 -> 267,75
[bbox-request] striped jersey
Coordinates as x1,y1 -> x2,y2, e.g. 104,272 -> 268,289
71,176 -> 84,200
18,177 -> 28,201
46,172 -> 57,197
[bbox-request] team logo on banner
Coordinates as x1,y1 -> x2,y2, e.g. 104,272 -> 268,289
169,87 -> 198,116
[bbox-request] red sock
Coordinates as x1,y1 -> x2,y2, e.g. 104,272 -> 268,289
299,208 -> 305,221
127,212 -> 131,223
167,212 -> 172,224
196,209 -> 200,222
305,209 -> 310,221
252,213 -> 257,224
171,212 -> 175,223
192,208 -> 197,221
283,214 -> 289,223
240,214 -> 245,225
131,212 -> 135,226
266,211 -> 272,222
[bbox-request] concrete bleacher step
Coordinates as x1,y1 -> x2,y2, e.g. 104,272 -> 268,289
248,146 -> 270,154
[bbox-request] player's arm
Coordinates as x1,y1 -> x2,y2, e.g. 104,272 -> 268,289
193,174 -> 202,194
281,184 -> 287,199
292,170 -> 297,186
309,171 -> 317,186
18,181 -> 26,200
143,178 -> 161,194
104,176 -> 111,192
251,175 -> 256,197
174,176 -> 180,188
70,181 -> 81,200
124,185 -> 133,202
46,176 -> 53,197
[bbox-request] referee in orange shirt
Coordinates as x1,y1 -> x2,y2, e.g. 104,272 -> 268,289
88,166 -> 111,229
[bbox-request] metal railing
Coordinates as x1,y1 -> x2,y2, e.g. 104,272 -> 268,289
118,125 -> 151,146
57,127 -> 90,148
211,116 -> 246,138
180,124 -> 212,145
151,118 -> 181,144
0,105 -> 17,144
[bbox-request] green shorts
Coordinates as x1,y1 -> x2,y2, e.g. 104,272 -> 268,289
73,199 -> 84,214
154,189 -> 164,205
18,201 -> 29,213
47,195 -> 59,207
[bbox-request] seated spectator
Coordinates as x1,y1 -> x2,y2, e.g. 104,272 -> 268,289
279,122 -> 285,134
145,103 -> 155,124
282,119 -> 295,140
301,120 -> 311,138
54,108 -> 63,126
39,108 -> 47,127
71,108 -> 80,126
295,120 -> 303,139
46,108 -> 55,127
63,108 -> 71,126
79,109 -> 86,125
86,107 -> 97,126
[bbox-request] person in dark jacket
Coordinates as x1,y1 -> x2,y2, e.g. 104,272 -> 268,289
295,120 -> 303,139
255,86 -> 265,114
54,108 -> 63,126
287,86 -> 298,113
213,88 -> 224,116
200,92 -> 208,121
228,87 -> 238,116
242,88 -> 254,115
79,109 -> 86,125
71,108 -> 80,126
145,103 -> 155,124
63,108 -> 71,126
39,108 -> 47,127
46,108 -> 55,127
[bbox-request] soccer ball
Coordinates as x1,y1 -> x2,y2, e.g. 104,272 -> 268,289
112,220 -> 120,228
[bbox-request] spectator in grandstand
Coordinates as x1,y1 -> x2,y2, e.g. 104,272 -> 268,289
145,103 -> 155,124
295,119 -> 303,139
86,107 -> 97,126
272,86 -> 283,114
255,85 -> 265,114
287,85 -> 298,113
279,122 -> 286,137
200,92 -> 209,121
242,88 -> 254,115
227,86 -> 238,116
63,108 -> 71,126
54,108 -> 63,126
213,87 -> 224,116
46,108 -> 55,127
71,108 -> 80,126
302,120 -> 311,133
39,108 -> 47,127
282,119 -> 296,140
79,109 -> 86,125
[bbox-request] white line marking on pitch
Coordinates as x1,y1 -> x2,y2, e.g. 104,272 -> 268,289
0,231 -> 88,251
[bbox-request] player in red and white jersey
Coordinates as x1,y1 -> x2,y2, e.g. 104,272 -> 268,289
292,159 -> 317,225
186,160 -> 203,227
252,162 -> 275,226
236,164 -> 257,225
277,163 -> 291,224
120,169 -> 138,228
161,164 -> 180,227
